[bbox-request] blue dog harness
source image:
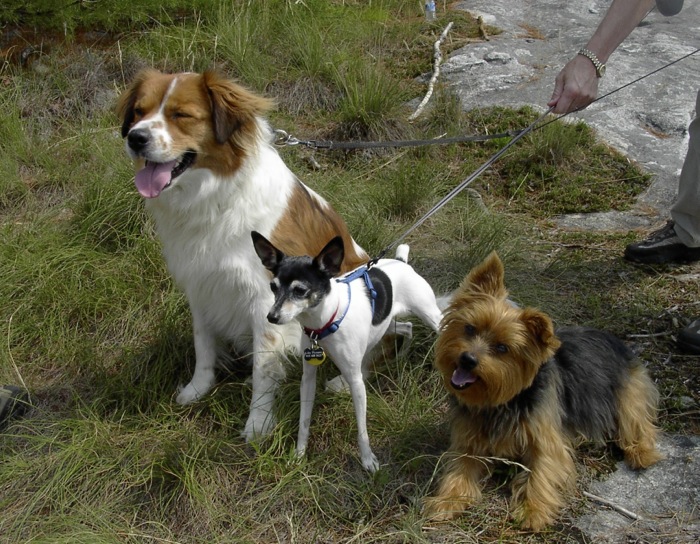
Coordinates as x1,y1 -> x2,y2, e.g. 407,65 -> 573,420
302,265 -> 377,341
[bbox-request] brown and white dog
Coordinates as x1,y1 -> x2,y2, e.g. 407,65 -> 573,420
117,69 -> 368,440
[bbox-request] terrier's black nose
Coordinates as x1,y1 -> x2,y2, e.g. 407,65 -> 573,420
267,313 -> 279,324
458,352 -> 478,371
127,128 -> 150,152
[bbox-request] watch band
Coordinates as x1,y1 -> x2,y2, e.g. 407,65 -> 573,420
577,48 -> 606,78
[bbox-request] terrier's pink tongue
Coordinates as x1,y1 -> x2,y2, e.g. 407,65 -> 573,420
451,367 -> 477,389
134,161 -> 177,198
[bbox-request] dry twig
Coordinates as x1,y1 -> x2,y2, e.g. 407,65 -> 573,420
583,491 -> 645,521
409,21 -> 454,121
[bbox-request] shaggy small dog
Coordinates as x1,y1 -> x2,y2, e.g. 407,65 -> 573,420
424,252 -> 662,530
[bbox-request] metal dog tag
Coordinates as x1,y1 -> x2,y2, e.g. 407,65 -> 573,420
304,346 -> 327,366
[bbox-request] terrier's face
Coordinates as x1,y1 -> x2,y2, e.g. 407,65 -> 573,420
435,252 -> 561,407
251,231 -> 344,325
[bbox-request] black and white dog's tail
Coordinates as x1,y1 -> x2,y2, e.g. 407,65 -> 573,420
394,244 -> 409,263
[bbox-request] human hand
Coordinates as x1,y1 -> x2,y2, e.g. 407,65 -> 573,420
547,55 -> 600,114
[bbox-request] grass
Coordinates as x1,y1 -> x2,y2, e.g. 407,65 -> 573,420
1,1 -> 698,543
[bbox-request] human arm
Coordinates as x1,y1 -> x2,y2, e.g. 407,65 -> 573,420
548,0 -> 656,114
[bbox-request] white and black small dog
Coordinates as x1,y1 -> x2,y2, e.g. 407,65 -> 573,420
251,231 -> 443,471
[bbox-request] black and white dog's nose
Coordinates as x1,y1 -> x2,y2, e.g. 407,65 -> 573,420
127,128 -> 150,152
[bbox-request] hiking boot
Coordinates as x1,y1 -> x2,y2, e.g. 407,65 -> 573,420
624,220 -> 700,264
677,318 -> 700,355
0,385 -> 30,430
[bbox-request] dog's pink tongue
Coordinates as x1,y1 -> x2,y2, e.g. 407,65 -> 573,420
134,161 -> 177,198
451,367 -> 477,389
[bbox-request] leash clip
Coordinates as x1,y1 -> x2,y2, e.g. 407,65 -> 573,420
273,129 -> 300,147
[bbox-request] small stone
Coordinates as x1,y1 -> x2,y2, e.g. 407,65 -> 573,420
484,51 -> 512,64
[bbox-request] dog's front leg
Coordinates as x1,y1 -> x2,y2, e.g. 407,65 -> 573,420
510,427 -> 575,531
423,452 -> 486,521
176,312 -> 218,405
242,328 -> 287,442
340,364 -> 379,472
296,360 -> 318,458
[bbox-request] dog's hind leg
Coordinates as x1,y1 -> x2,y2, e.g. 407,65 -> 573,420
391,319 -> 414,358
392,320 -> 413,340
404,274 -> 443,333
297,360 -> 318,458
325,374 -> 350,394
176,313 -> 218,405
616,365 -> 663,469
415,304 -> 443,333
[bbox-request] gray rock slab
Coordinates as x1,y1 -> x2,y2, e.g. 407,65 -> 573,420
575,434 -> 700,543
442,0 -> 700,231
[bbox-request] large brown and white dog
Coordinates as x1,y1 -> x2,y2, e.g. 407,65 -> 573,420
117,69 -> 368,440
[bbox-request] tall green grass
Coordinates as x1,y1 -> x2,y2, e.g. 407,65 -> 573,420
0,1 -> 683,543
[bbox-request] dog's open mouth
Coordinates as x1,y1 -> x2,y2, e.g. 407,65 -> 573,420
451,366 -> 478,390
134,151 -> 196,198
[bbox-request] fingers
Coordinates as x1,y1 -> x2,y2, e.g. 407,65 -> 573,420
547,75 -> 564,109
548,57 -> 600,114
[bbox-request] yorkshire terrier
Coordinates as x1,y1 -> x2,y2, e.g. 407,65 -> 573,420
424,252 -> 662,530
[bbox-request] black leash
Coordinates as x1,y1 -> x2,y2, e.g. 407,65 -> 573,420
274,129 -> 520,150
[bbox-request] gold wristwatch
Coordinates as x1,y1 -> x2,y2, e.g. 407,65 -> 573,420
577,48 -> 606,78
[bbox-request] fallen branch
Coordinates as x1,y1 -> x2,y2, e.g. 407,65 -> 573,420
409,21 -> 454,121
626,331 -> 674,339
583,491 -> 645,521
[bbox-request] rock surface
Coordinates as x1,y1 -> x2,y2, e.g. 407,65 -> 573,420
444,0 -> 700,231
575,435 -> 700,543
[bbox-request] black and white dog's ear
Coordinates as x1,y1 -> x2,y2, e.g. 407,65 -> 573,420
251,231 -> 284,272
315,236 -> 345,277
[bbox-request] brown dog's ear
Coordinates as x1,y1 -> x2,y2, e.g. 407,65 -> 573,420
520,307 -> 561,358
202,71 -> 275,145
461,251 -> 507,298
116,69 -> 161,138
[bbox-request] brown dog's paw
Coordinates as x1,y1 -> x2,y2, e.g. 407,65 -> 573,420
422,496 -> 465,522
512,502 -> 556,532
624,444 -> 663,470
